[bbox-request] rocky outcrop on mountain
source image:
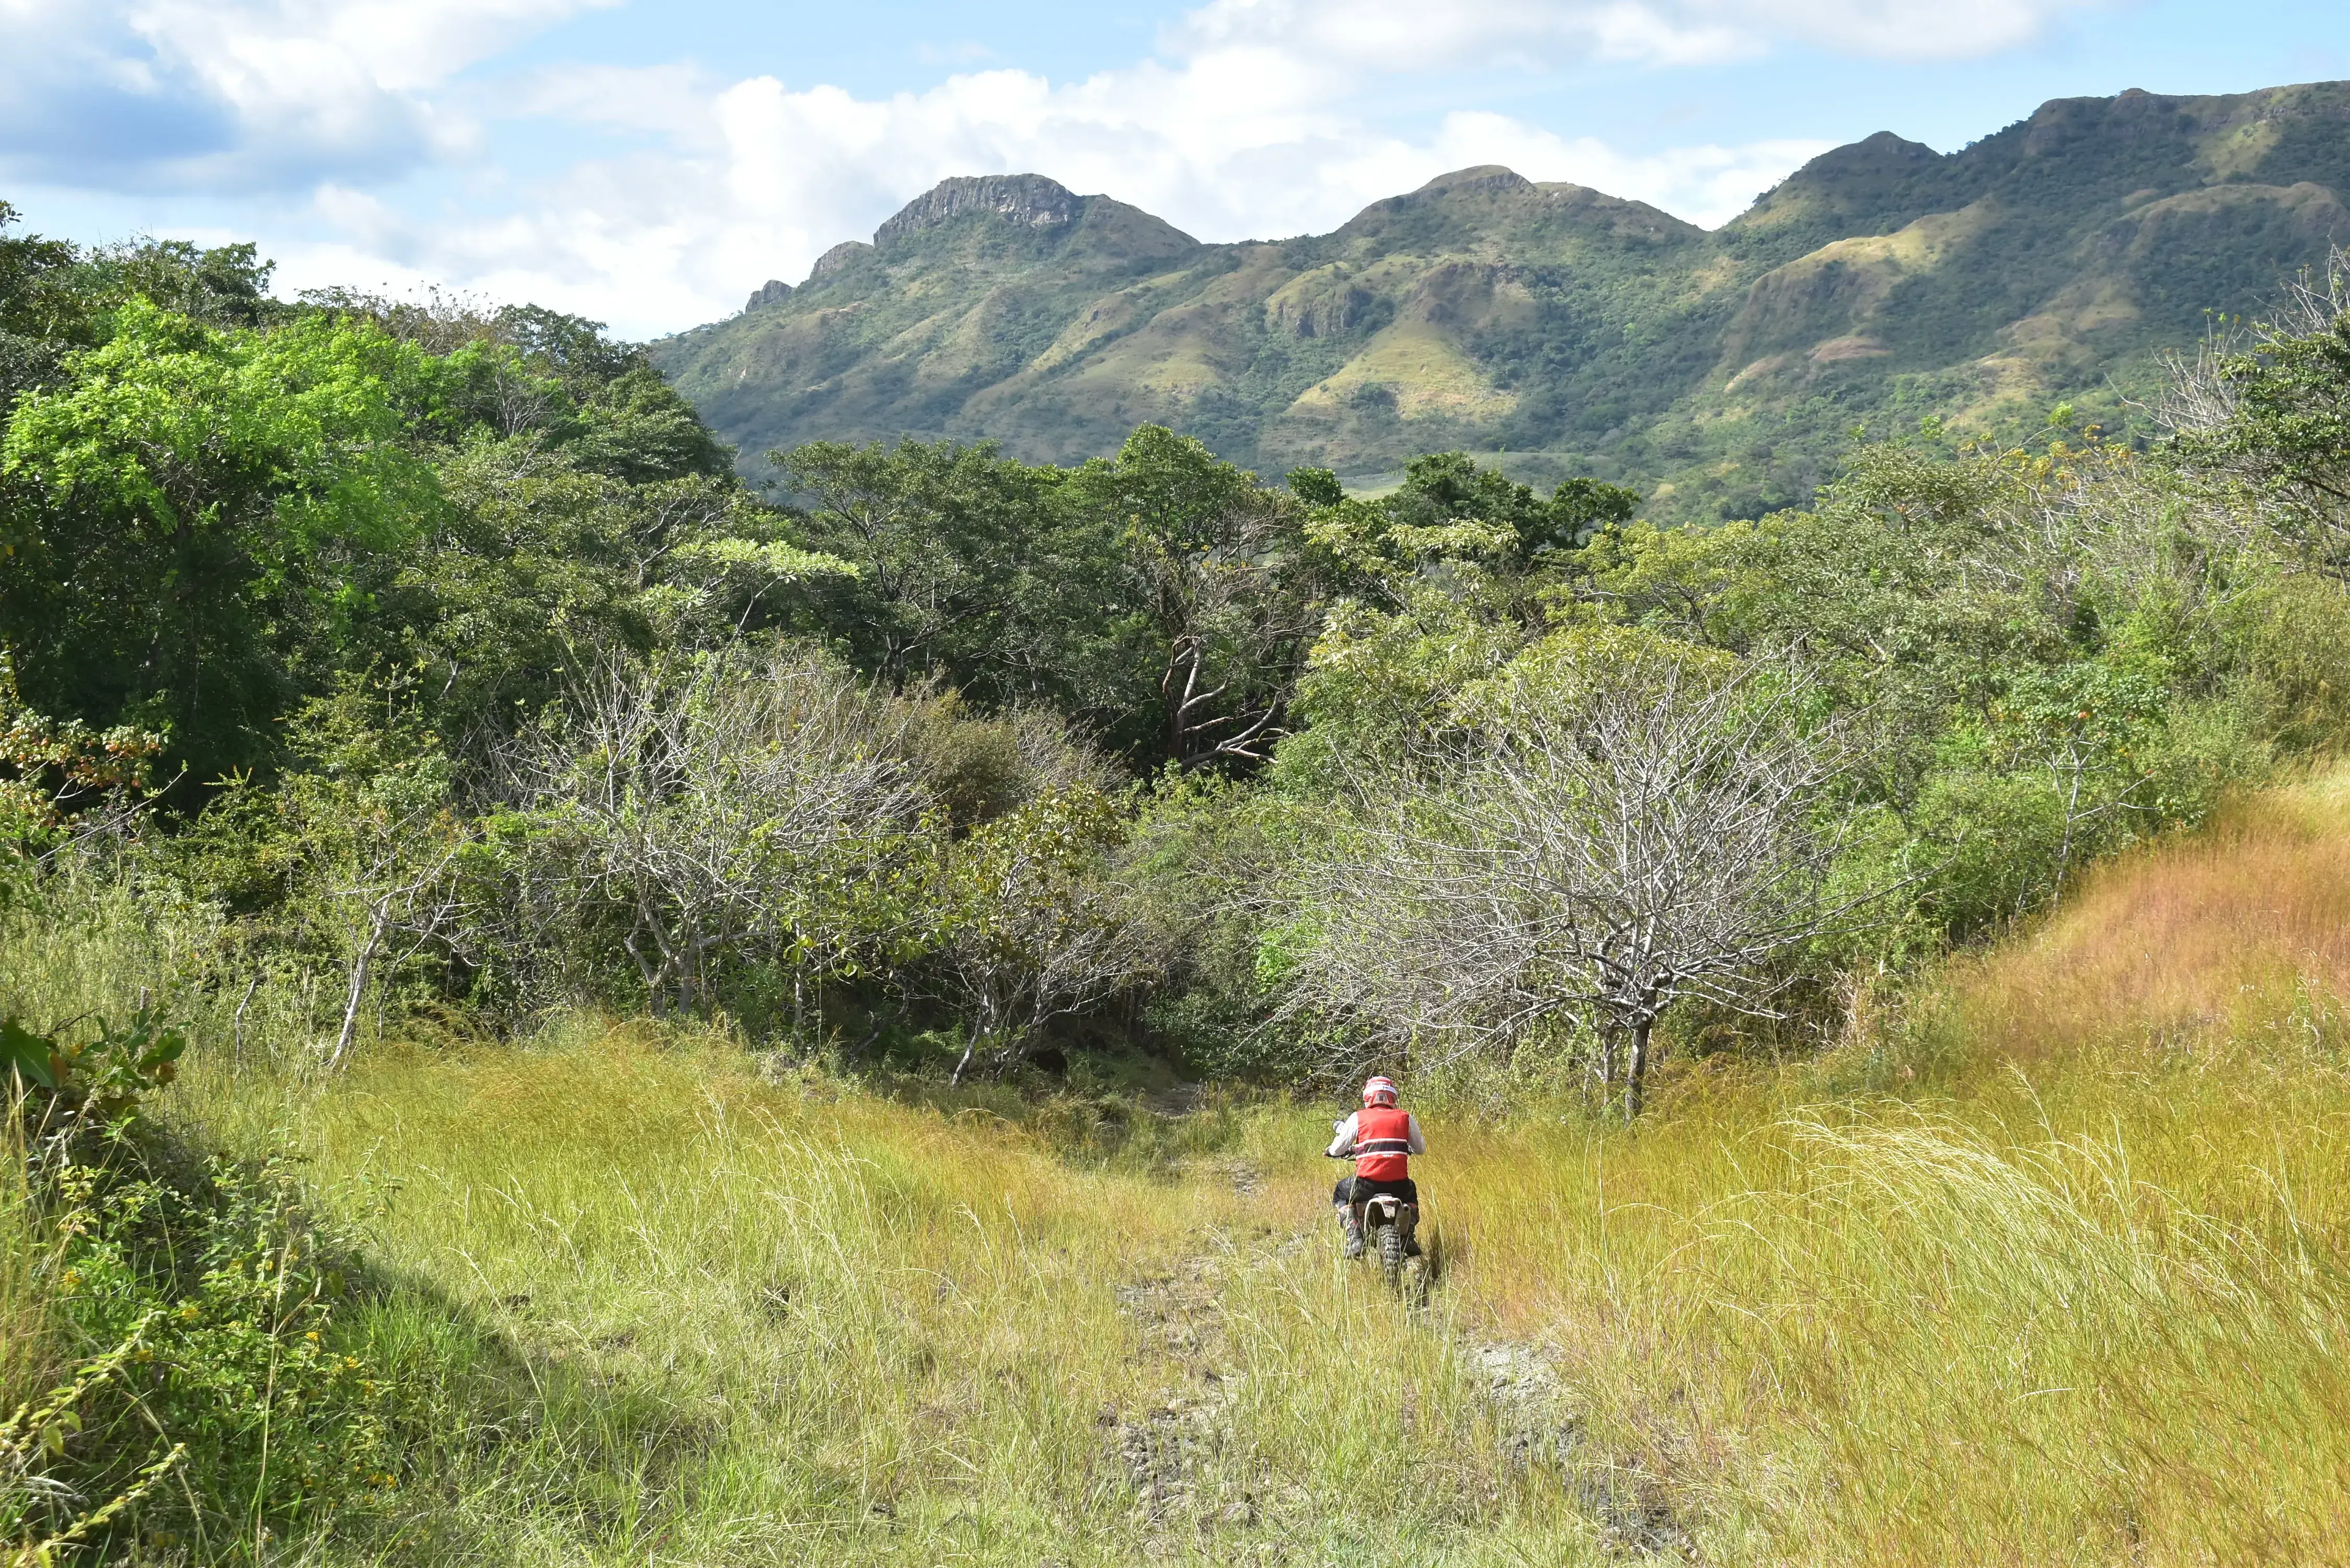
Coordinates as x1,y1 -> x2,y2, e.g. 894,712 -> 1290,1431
745,279 -> 792,312
807,240 -> 874,281
874,174 -> 1085,247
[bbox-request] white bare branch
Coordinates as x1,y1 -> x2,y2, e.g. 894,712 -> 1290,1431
1280,647 -> 1896,1115
501,649 -> 929,1016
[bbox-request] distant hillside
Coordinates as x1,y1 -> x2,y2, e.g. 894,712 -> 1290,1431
651,82 -> 2350,521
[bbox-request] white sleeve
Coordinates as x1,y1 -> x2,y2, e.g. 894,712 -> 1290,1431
1406,1113 -> 1427,1155
1326,1112 -> 1360,1158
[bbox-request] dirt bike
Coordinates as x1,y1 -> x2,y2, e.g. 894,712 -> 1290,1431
1330,1132 -> 1423,1292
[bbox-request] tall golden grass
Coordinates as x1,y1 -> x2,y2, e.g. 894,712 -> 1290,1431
1956,768 -> 2350,1069
5,779 -> 2350,1563
213,1029 -> 1577,1564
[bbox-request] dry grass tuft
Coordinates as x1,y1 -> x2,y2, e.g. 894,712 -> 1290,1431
1955,769 -> 2350,1066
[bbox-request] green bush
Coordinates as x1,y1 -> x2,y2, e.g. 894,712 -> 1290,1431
34,1142 -> 397,1554
5,1007 -> 397,1559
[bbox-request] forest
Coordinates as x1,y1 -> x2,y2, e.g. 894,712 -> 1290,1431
9,205 -> 2350,1563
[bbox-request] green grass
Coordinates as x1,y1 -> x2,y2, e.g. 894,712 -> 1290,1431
170,1030 -> 1580,1565
8,788 -> 2350,1563
1,1101 -> 47,1419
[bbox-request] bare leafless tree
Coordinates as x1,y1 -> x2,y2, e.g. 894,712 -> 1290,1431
502,650 -> 929,1017
1282,647 -> 1897,1115
324,813 -> 475,1070
2157,247 -> 2350,576
2158,248 -> 2350,437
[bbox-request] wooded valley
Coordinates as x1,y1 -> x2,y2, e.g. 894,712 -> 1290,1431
8,84 -> 2350,1561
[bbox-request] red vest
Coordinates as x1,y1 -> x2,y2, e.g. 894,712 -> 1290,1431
1354,1105 -> 1413,1181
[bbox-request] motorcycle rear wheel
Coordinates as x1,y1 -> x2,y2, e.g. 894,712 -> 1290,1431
1379,1220 -> 1405,1288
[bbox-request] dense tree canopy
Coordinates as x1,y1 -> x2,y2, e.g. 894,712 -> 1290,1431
7,205 -> 2350,1107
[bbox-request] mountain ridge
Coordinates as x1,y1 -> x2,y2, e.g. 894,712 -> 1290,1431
652,79 -> 2350,521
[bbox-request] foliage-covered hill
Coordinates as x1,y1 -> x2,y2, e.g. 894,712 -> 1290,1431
652,82 -> 2350,520
17,103 -> 2350,1562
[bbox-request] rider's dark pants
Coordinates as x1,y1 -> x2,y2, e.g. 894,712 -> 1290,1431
1334,1174 -> 1418,1208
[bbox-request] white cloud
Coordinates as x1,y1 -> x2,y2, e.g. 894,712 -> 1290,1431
8,0 -> 2109,333
1170,0 -> 2106,68
0,0 -> 617,189
1426,113 -> 1834,221
264,39 -> 1834,338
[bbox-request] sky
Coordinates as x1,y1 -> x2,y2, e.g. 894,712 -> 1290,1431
3,0 -> 2346,339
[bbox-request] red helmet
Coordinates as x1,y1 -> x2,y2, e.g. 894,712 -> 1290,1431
1362,1076 -> 1399,1108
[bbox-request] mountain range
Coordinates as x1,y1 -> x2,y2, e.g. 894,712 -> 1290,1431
649,80 -> 2350,521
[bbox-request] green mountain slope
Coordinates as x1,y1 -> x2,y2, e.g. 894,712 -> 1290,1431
651,82 -> 2350,521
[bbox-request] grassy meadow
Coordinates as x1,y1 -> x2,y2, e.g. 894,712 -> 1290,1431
9,776 -> 2350,1565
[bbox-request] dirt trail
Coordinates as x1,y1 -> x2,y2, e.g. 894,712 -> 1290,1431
1467,1339 -> 1691,1556
1106,1177 -> 1695,1559
1107,1209 -> 1308,1540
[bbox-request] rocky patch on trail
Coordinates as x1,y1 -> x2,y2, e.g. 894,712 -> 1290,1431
1108,1228 -> 1694,1558
1100,1389 -> 1245,1528
1109,1248 -> 1248,1528
1104,1231 -> 1315,1549
1471,1339 -> 1695,1558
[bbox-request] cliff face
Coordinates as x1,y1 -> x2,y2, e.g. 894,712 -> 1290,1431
872,175 -> 1086,245
652,81 -> 2350,522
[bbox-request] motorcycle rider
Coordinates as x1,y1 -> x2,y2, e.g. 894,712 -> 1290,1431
1326,1075 -> 1424,1258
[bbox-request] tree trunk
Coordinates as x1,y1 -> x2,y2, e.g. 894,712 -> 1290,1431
850,1004 -> 897,1062
232,974 -> 261,1070
330,896 -> 393,1071
624,904 -> 677,1015
951,991 -> 999,1086
1162,640 -> 1193,767
1624,1019 -> 1652,1121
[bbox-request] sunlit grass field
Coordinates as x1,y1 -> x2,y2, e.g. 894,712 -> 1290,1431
10,775 -> 2350,1563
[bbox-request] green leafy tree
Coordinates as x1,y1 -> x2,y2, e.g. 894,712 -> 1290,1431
2167,253 -> 2350,578
0,202 -> 80,411
923,784 -> 1156,1082
1,213 -> 281,415
1385,451 -> 1639,558
1,302 -> 454,782
376,434 -> 847,744
1065,426 -> 1328,769
778,439 -> 1057,696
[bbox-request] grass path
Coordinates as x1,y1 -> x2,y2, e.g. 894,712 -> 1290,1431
187,1032 -> 1599,1564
